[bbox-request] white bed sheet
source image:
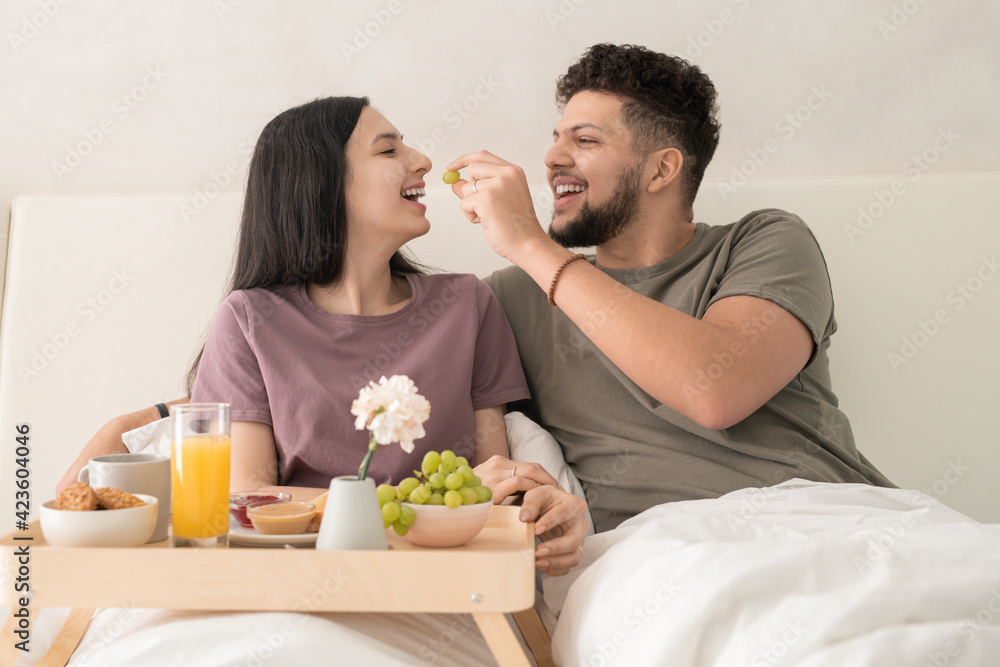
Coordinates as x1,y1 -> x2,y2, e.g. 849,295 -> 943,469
544,480 -> 1000,666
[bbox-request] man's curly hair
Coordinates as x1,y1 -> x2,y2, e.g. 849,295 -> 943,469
555,44 -> 721,206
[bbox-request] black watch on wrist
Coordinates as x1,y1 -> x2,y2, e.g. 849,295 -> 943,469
154,403 -> 169,419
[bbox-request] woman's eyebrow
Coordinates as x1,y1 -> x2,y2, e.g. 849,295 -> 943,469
371,131 -> 402,144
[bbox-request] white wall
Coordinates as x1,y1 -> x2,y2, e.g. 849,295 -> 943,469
2,1 -> 997,518
2,1 -> 997,200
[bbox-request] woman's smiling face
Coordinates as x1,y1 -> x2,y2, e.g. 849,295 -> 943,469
344,107 -> 432,250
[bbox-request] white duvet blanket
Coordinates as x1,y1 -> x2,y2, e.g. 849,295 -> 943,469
543,480 -> 1000,667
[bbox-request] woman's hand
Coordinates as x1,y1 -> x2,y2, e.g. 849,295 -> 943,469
474,454 -> 563,504
520,485 -> 590,576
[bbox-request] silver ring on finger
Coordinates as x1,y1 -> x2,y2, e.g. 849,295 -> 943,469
510,466 -> 517,479
471,178 -> 479,193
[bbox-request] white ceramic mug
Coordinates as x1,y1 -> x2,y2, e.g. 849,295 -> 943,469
78,453 -> 171,542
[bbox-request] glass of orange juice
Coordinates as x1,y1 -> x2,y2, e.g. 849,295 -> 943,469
170,403 -> 231,548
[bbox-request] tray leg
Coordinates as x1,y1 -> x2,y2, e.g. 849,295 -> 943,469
2,606 -> 94,667
512,607 -> 555,667
39,608 -> 95,667
473,612 -> 533,667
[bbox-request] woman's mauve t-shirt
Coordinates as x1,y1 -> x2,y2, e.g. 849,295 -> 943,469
191,273 -> 530,487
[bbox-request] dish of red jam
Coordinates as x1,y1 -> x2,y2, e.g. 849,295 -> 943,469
229,492 -> 291,527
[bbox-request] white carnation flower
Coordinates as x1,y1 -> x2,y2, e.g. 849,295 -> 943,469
351,375 -> 431,454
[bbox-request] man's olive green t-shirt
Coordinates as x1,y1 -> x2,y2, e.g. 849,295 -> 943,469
485,209 -> 894,533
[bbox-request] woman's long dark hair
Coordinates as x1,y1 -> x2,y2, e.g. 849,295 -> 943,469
184,96 -> 423,394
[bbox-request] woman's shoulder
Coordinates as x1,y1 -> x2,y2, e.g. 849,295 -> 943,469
217,284 -> 300,318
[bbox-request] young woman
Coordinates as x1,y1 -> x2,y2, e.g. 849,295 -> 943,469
190,96 -> 529,492
59,96 -> 587,574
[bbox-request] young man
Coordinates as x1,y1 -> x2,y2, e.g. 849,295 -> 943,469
450,43 -> 894,534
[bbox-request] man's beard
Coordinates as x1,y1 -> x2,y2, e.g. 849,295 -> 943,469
548,162 -> 643,249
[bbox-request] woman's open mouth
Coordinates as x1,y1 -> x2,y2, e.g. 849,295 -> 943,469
401,185 -> 426,209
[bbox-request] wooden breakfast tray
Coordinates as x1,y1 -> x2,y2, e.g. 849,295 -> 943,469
1,505 -> 554,667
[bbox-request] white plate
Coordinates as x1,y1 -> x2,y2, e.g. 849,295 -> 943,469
227,517 -> 318,548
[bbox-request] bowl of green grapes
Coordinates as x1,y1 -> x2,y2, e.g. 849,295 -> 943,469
377,449 -> 493,548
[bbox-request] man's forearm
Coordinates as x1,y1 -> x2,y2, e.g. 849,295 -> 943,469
513,239 -> 809,429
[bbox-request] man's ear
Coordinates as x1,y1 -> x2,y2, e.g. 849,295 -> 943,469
647,147 -> 684,194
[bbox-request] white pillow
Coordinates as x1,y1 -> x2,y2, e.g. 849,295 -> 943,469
506,411 -> 594,535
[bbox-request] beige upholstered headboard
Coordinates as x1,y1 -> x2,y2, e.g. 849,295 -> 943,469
0,199 -> 8,317
0,194 -> 242,525
1,174 -> 997,525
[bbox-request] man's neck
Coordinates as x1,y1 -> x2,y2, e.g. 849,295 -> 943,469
594,207 -> 696,270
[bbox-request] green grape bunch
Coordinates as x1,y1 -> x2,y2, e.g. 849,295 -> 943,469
375,449 -> 493,536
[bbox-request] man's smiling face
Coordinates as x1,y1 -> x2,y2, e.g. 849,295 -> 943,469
544,90 -> 647,248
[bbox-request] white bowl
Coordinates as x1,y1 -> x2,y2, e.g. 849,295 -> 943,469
400,501 -> 493,548
40,494 -> 158,547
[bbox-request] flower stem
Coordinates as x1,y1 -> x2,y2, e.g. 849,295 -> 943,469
357,432 -> 379,481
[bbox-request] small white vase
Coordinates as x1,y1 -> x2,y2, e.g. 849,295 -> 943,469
315,476 -> 388,551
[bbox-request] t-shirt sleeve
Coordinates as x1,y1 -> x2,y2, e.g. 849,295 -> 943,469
707,210 -> 836,347
190,293 -> 273,425
470,279 -> 531,410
